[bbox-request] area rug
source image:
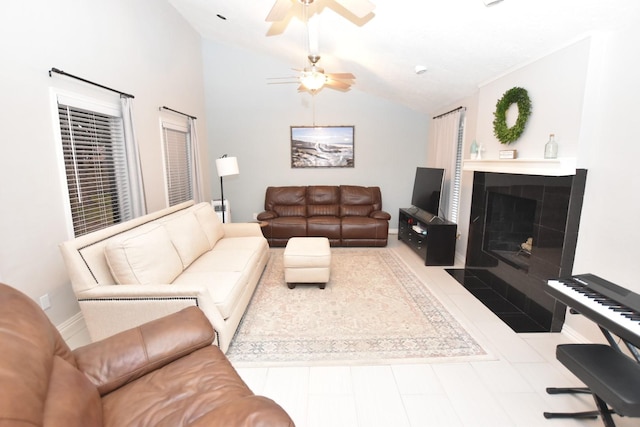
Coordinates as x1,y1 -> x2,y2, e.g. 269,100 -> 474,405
226,248 -> 489,366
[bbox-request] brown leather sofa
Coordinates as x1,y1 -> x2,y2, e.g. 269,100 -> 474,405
257,185 -> 391,247
0,282 -> 294,427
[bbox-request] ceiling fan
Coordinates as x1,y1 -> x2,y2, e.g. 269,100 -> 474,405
269,54 -> 356,93
266,0 -> 375,22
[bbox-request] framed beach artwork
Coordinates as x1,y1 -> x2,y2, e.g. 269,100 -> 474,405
290,125 -> 354,168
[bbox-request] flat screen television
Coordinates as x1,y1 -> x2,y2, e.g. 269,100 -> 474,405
411,167 -> 445,216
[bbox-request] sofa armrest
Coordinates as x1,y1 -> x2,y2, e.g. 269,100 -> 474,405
370,210 -> 391,220
74,284 -> 226,348
257,211 -> 278,221
222,222 -> 263,237
74,306 -> 215,396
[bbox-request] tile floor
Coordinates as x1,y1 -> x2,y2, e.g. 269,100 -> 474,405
233,238 -> 636,427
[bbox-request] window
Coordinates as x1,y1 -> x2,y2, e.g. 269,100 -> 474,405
57,102 -> 133,236
161,120 -> 193,206
432,107 -> 465,223
449,112 -> 465,223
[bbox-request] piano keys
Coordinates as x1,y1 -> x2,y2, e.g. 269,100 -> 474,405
546,273 -> 640,349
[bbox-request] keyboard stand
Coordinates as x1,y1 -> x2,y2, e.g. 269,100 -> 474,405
544,326 -> 640,426
543,386 -> 612,424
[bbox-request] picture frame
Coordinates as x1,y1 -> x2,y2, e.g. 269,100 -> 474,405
290,125 -> 354,168
499,149 -> 518,159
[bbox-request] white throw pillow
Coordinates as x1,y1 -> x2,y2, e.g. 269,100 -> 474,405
104,224 -> 183,285
163,212 -> 211,268
193,202 -> 225,248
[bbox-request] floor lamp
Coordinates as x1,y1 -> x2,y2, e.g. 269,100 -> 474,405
215,155 -> 239,223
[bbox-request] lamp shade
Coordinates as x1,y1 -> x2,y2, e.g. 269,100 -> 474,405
216,156 -> 239,177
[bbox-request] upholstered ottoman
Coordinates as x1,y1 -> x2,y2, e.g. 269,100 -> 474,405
283,237 -> 331,289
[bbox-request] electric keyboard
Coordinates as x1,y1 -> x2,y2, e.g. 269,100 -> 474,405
546,273 -> 640,348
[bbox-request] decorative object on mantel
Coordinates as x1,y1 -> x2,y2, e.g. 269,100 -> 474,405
544,133 -> 558,159
499,149 -> 518,159
470,140 -> 479,159
493,86 -> 532,145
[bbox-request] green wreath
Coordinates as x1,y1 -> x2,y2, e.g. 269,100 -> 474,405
493,87 -> 531,145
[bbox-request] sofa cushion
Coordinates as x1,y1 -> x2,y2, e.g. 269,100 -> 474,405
307,216 -> 341,239
174,237 -> 267,319
174,250 -> 259,319
308,204 -> 339,216
192,202 -> 225,248
341,204 -> 374,217
162,212 -> 211,268
104,224 -> 183,285
341,186 -> 382,210
342,216 -> 388,239
265,186 -> 307,217
307,186 -> 340,217
174,271 -> 244,319
274,204 -> 307,217
266,216 -> 307,239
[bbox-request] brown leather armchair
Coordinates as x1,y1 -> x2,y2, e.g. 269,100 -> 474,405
257,185 -> 390,247
0,282 -> 294,427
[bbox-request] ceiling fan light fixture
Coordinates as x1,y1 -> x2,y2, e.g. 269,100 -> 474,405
301,69 -> 326,91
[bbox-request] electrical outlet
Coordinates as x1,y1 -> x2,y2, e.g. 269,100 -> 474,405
252,213 -> 258,220
39,293 -> 51,310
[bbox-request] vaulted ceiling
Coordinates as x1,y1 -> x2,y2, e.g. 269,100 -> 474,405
168,0 -> 640,114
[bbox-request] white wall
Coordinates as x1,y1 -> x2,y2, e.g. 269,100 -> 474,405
476,38 -> 591,159
202,40 -> 430,226
433,30 -> 640,341
569,26 -> 640,340
0,0 -> 209,326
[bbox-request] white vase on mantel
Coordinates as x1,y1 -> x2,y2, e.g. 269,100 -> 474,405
544,134 -> 558,159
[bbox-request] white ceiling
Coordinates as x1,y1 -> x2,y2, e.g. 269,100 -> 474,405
168,0 -> 640,114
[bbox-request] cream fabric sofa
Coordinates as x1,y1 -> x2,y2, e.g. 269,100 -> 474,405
59,200 -> 269,353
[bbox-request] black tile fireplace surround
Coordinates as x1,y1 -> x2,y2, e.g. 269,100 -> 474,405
453,170 -> 587,333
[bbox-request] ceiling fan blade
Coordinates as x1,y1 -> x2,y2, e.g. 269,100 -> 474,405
325,79 -> 352,91
326,72 -> 356,80
266,0 -> 294,22
333,0 -> 375,18
268,81 -> 299,85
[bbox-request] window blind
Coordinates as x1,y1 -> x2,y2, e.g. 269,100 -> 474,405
162,126 -> 192,206
58,104 -> 131,236
449,113 -> 465,223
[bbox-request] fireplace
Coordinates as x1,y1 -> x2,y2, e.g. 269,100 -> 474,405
484,192 -> 537,272
449,169 -> 587,332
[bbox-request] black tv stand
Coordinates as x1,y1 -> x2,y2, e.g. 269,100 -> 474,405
398,207 -> 457,266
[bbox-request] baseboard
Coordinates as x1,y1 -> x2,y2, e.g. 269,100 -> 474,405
57,311 -> 90,349
560,324 -> 591,343
389,228 -> 398,235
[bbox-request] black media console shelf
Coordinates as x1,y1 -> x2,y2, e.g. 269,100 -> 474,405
398,208 -> 457,266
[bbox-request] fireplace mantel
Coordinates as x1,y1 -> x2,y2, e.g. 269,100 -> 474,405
463,158 -> 577,176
